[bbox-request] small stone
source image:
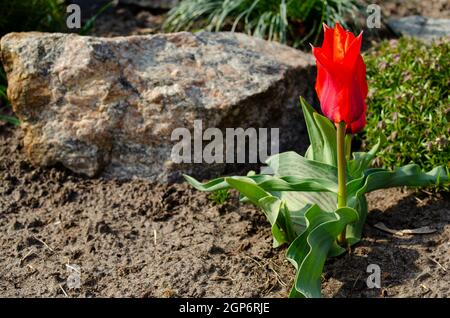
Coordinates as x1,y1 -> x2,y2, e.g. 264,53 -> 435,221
388,16 -> 450,42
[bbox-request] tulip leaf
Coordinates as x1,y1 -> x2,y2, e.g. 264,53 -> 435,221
345,163 -> 449,245
266,150 -> 337,213
258,196 -> 289,247
266,151 -> 337,182
300,97 -> 337,166
364,164 -> 449,192
312,112 -> 338,166
225,177 -> 289,247
347,136 -> 382,179
287,205 -> 358,298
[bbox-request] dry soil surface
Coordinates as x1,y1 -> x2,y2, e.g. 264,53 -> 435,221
0,124 -> 448,298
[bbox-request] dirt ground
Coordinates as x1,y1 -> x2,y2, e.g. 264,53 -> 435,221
0,124 -> 448,298
1,0 -> 449,299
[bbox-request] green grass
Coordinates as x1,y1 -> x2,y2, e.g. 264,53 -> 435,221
363,38 -> 450,184
208,189 -> 230,205
164,0 -> 361,47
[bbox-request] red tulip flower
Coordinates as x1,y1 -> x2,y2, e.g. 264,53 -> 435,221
312,23 -> 368,134
312,23 -> 369,244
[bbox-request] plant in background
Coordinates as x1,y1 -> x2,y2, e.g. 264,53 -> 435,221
185,24 -> 449,297
0,64 -> 19,126
364,38 -> 450,179
0,0 -> 66,37
164,0 -> 361,46
79,1 -> 116,35
208,189 -> 230,205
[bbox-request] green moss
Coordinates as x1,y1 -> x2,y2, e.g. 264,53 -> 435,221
363,38 -> 450,183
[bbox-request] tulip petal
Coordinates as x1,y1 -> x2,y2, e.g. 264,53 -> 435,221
333,23 -> 348,61
322,23 -> 334,57
347,111 -> 366,134
342,32 -> 363,70
315,64 -> 339,121
312,46 -> 337,73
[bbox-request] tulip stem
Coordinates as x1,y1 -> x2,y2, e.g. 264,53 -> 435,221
337,121 -> 347,246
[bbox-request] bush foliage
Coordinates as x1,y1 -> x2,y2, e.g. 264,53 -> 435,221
0,0 -> 66,37
364,38 -> 450,175
164,0 -> 361,47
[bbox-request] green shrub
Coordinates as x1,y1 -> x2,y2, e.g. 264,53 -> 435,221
164,0 -> 361,47
0,0 -> 66,37
363,38 -> 450,177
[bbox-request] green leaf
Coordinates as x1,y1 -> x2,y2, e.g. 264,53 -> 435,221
345,195 -> 368,246
301,97 -> 324,162
312,112 -> 337,166
347,137 -> 382,179
300,97 -> 337,166
183,173 -> 273,192
257,175 -> 338,193
222,177 -> 291,247
364,164 -> 449,191
266,151 -> 337,213
183,174 -> 230,192
224,177 -> 270,204
267,151 -> 337,181
287,205 -> 358,298
0,114 -> 20,126
259,196 -> 288,247
345,164 -> 448,245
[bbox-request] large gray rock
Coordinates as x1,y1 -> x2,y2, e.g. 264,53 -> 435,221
388,16 -> 450,42
1,32 -> 314,182
120,0 -> 179,9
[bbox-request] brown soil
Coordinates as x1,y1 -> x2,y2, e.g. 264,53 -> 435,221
91,5 -> 166,37
1,124 -> 448,298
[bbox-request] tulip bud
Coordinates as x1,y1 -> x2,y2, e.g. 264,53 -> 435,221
312,23 -> 368,134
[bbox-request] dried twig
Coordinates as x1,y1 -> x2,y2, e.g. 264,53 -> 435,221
19,249 -> 35,266
33,236 -> 55,252
373,222 -> 437,236
427,256 -> 447,272
59,284 -> 68,297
